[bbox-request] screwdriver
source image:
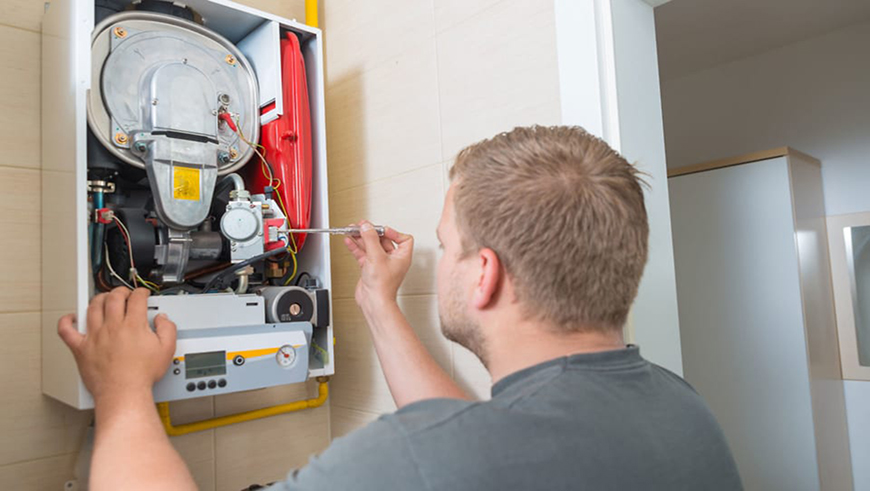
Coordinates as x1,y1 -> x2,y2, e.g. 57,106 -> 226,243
288,226 -> 386,237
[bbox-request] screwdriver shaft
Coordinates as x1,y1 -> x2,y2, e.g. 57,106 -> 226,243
288,226 -> 385,237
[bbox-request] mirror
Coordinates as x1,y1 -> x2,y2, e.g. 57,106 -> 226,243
845,225 -> 870,367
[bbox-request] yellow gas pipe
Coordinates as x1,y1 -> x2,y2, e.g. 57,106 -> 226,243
305,0 -> 318,28
158,378 -> 329,437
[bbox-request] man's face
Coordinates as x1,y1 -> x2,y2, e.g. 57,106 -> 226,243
436,184 -> 488,365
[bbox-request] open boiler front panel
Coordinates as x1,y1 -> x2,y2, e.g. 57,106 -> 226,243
42,0 -> 333,409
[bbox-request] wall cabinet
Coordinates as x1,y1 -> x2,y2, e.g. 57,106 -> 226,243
669,148 -> 852,490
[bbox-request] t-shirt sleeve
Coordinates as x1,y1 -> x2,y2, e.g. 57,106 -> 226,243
266,416 -> 426,491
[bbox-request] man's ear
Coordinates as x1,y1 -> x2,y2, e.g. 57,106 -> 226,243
472,248 -> 502,310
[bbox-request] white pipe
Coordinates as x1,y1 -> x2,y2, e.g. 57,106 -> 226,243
221,173 -> 245,193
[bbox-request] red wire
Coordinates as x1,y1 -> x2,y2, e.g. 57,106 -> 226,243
218,112 -> 238,132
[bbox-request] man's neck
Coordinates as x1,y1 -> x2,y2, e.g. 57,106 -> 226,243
485,321 -> 626,384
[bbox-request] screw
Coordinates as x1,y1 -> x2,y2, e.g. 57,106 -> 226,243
134,141 -> 147,153
152,98 -> 158,105
113,26 -> 127,38
218,93 -> 231,105
182,58 -> 188,64
225,54 -> 236,65
218,151 -> 230,164
114,132 -> 128,145
229,147 -> 239,160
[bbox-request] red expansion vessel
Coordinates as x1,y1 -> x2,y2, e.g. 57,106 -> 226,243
246,31 -> 313,250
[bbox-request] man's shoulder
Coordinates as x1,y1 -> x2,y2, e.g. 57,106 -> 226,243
267,398 -> 482,491
386,397 -> 482,432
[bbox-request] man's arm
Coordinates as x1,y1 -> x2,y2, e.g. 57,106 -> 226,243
344,222 -> 469,408
58,288 -> 196,491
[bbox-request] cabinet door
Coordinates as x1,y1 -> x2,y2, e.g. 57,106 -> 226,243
41,0 -> 94,408
669,157 -> 819,491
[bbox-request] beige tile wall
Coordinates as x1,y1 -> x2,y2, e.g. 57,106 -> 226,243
0,1 -> 333,490
323,0 -> 562,433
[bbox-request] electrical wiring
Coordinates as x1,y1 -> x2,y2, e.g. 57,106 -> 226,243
104,248 -> 134,290
228,113 -> 299,284
294,272 -> 311,287
112,216 -> 139,288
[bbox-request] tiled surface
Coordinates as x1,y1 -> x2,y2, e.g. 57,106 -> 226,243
0,0 -> 45,32
0,25 -> 41,170
330,405 -> 380,440
325,0 -> 562,424
325,39 -> 443,193
0,193 -> 41,313
214,380 -> 318,417
188,459 -> 217,491
433,0 -> 505,33
40,170 -> 77,312
0,167 -> 41,224
436,0 -> 561,160
331,295 -> 452,414
334,296 -> 451,372
0,313 -> 91,467
0,453 -> 77,490
214,405 -> 329,491
330,360 -> 397,414
236,0 -> 306,22
322,0 -> 436,81
328,163 -> 445,299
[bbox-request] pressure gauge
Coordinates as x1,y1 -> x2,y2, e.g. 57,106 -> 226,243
276,345 -> 297,368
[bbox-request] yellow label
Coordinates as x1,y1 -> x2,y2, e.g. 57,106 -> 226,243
173,166 -> 201,201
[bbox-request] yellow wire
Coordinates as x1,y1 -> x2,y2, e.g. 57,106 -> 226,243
232,114 -> 299,284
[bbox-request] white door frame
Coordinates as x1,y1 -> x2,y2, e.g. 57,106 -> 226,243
555,0 -> 683,374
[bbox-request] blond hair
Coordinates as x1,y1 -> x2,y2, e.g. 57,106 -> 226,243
449,126 -> 649,331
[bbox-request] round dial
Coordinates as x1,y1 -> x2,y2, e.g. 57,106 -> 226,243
276,345 -> 297,368
221,208 -> 259,242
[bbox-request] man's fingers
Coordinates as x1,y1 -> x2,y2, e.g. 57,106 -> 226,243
87,293 -> 107,332
125,288 -> 151,328
104,287 -> 132,327
344,237 -> 366,262
380,236 -> 396,252
57,314 -> 84,354
154,314 -> 178,363
383,227 -> 412,244
359,222 -> 384,260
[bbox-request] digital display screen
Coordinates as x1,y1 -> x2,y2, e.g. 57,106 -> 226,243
185,351 -> 227,379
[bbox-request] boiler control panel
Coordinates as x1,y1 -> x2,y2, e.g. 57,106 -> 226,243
153,323 -> 312,402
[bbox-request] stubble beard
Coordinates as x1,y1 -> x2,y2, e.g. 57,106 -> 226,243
439,273 -> 489,369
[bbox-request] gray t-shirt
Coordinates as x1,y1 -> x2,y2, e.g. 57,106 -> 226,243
269,346 -> 742,490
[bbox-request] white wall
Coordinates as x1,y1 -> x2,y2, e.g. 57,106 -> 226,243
556,0 -> 683,374
661,20 -> 870,217
660,19 -> 870,490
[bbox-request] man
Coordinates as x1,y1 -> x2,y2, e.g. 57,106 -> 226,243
59,126 -> 742,490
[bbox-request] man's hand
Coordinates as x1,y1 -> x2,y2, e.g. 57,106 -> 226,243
344,221 -> 414,313
58,288 -> 196,490
57,287 -> 177,403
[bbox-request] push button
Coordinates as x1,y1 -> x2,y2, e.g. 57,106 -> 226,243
186,383 -> 195,392
197,381 -> 206,390
208,380 -> 217,389
218,379 -> 227,388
